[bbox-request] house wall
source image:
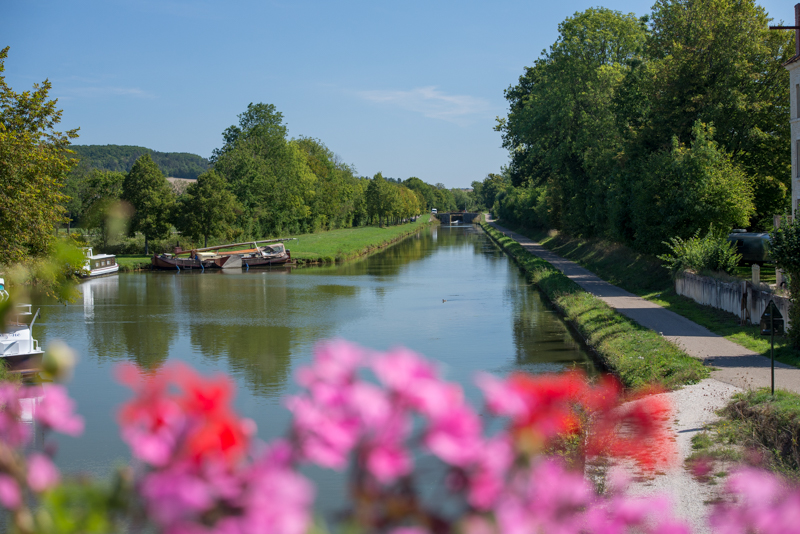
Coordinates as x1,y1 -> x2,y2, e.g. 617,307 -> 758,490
789,61 -> 800,216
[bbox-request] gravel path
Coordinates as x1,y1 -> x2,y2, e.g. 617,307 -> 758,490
623,378 -> 742,533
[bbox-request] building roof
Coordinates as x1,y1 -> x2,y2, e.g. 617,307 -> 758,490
784,54 -> 800,67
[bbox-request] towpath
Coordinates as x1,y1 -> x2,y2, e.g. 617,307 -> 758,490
486,220 -> 800,394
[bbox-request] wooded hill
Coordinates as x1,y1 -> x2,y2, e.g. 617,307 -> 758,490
70,145 -> 210,179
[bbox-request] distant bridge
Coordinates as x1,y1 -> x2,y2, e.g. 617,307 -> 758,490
436,212 -> 480,224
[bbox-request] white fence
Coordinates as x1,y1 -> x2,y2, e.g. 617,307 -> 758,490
675,271 -> 790,328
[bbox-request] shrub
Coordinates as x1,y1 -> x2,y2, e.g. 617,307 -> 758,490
658,225 -> 741,277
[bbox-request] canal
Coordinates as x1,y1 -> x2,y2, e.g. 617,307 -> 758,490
33,223 -> 595,506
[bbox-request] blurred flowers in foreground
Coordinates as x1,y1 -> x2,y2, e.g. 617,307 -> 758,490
0,339 -> 797,533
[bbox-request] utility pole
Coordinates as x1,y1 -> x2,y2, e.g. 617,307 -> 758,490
769,3 -> 800,57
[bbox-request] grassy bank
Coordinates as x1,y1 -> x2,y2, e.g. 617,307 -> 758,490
112,217 -> 435,271
287,216 -> 433,264
497,222 -> 800,369
688,388 -> 800,479
480,222 -> 708,390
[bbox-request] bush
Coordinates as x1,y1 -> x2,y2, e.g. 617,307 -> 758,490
658,225 -> 741,277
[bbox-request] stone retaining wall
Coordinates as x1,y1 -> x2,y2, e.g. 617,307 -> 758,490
675,271 -> 790,328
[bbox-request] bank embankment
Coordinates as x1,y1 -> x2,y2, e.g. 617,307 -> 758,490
497,222 -> 800,369
481,222 -> 708,390
117,217 -> 436,271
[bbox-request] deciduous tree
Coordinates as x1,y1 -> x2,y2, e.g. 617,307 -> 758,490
122,154 -> 175,254
0,47 -> 79,264
175,170 -> 239,247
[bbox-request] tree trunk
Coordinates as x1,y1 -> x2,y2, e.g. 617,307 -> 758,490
204,234 -> 208,248
145,235 -> 149,256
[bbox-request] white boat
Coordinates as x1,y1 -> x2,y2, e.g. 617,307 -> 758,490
0,279 -> 43,375
82,247 -> 119,277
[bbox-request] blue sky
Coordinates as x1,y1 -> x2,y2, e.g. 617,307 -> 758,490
2,0 -> 791,188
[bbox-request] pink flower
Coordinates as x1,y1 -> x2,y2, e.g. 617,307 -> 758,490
475,373 -> 527,418
285,394 -> 360,468
27,453 -> 60,492
0,384 -> 30,447
297,339 -> 364,388
424,403 -> 483,467
364,428 -> 413,483
0,474 -> 21,509
467,436 -> 513,510
710,467 -> 800,534
35,385 -> 84,436
140,464 -> 215,525
371,347 -> 437,396
237,452 -> 314,534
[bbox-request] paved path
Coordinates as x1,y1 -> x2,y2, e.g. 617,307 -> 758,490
486,220 -> 800,394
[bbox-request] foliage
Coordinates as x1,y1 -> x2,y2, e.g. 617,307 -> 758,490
121,154 -> 175,254
627,123 -> 754,253
0,47 -> 79,265
174,170 -> 239,247
495,0 -> 791,247
658,225 -> 742,277
69,145 -> 210,179
0,237 -> 87,310
770,219 -> 800,347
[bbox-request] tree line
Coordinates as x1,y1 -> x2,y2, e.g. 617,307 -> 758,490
70,145 -> 210,178
64,103 -> 477,254
486,0 -> 793,254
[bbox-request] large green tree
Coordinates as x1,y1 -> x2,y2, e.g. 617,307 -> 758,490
497,8 -> 647,234
213,103 -> 316,236
0,47 -> 79,264
630,0 -> 794,227
122,154 -> 175,254
175,170 -> 239,247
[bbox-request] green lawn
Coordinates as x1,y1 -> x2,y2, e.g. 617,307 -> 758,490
111,217 -> 435,270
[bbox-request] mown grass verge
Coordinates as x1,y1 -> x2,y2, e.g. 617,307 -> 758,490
688,388 -> 800,480
496,222 -> 800,369
287,217 -> 434,264
110,217 -> 436,271
480,222 -> 708,390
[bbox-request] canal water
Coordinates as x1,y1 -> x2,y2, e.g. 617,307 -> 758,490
32,223 -> 595,506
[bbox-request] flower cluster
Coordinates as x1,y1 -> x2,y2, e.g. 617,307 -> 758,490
117,362 -> 313,534
0,382 -> 83,518
286,340 -> 682,532
710,467 -> 800,534
1,339 -> 799,534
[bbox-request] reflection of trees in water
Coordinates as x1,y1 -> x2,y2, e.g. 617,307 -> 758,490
190,323 -> 293,397
506,271 -> 594,372
118,276 -> 177,370
86,275 -> 176,369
